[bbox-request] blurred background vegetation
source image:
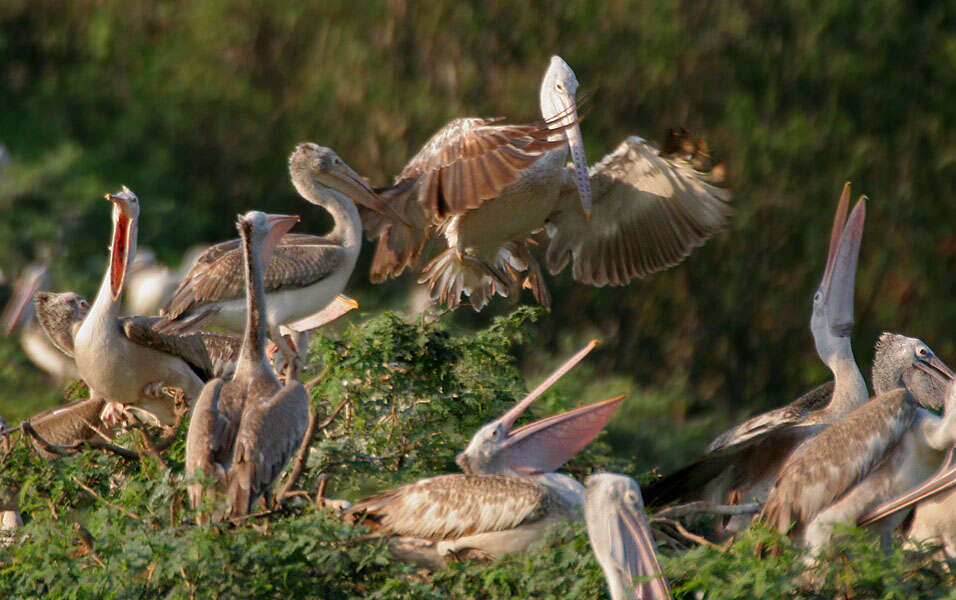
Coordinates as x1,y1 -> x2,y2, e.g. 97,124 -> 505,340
1,0 -> 954,477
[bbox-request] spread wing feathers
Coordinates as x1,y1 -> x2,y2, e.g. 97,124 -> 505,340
418,245 -> 523,311
546,136 -> 732,287
643,381 -> 834,507
184,379 -> 231,509
362,180 -> 432,283
225,382 -> 309,517
706,381 -> 835,454
346,474 -> 555,540
119,316 -> 217,381
760,389 -> 917,533
398,117 -> 570,218
26,396 -> 107,457
159,236 -> 345,324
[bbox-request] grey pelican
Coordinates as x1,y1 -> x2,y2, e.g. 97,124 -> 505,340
644,185 -> 867,535
155,143 -> 385,361
1,264 -> 78,380
585,473 -> 672,600
73,188 -> 247,425
760,333 -> 954,553
125,245 -> 206,316
365,56 -> 732,310
346,340 -> 624,566
858,382 -> 956,558
185,211 -> 309,521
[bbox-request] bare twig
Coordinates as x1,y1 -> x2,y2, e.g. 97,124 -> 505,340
303,365 -> 332,393
70,475 -> 150,525
654,501 -> 761,519
651,516 -> 723,550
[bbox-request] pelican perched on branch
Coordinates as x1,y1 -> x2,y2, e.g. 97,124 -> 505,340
760,334 -> 954,553
644,185 -> 867,536
155,143 -> 387,360
346,340 -> 624,566
365,56 -> 732,310
585,473 -> 672,600
185,211 -> 309,521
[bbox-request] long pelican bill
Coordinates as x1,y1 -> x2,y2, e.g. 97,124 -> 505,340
326,162 -> 412,228
106,192 -> 136,301
822,195 -> 865,335
859,447 -> 956,526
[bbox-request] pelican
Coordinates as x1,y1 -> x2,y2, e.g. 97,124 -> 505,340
346,340 -> 624,566
155,143 -> 388,360
1,264 -> 78,380
859,382 -> 956,558
760,333 -> 954,553
125,245 -> 207,316
185,211 -> 309,521
585,473 -> 672,600
73,188 -> 246,425
644,185 -> 867,536
365,56 -> 732,310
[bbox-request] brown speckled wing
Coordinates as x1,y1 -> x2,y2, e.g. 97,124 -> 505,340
546,135 -> 732,287
761,389 -> 916,533
119,316 -> 216,381
398,117 -> 570,219
347,474 -> 554,540
225,381 -> 309,517
161,236 -> 345,320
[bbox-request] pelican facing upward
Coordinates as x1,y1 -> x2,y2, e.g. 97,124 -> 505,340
365,56 -> 732,310
185,211 -> 309,521
346,341 -> 624,565
156,143 -> 388,360
644,184 -> 867,535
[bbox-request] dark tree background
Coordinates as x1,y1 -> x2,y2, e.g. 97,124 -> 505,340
1,0 -> 954,472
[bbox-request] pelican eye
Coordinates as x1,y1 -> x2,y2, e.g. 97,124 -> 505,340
917,346 -> 929,357
813,291 -> 823,303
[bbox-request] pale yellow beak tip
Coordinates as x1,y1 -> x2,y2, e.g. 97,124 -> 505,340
336,295 -> 360,310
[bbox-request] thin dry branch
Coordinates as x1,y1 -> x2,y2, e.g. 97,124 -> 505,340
653,501 -> 761,519
651,516 -> 723,550
70,475 -> 151,525
278,398 -> 350,503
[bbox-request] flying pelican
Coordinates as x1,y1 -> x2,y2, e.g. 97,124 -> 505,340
365,56 -> 732,310
155,143 -> 391,361
760,333 -> 954,553
585,473 -> 672,600
185,211 -> 309,521
858,381 -> 956,558
644,185 -> 867,536
345,340 -> 624,566
1,264 -> 78,380
73,188 -> 252,426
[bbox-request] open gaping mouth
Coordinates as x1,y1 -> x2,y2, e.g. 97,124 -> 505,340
109,209 -> 132,301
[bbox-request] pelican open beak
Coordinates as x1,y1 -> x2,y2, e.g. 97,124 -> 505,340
820,185 -> 866,337
106,189 -> 138,301
263,213 -> 301,267
1,267 -> 47,335
323,162 -> 412,228
285,294 -> 359,333
860,446 -> 956,526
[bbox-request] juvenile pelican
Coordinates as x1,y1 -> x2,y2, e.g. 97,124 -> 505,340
366,56 -> 732,310
156,144 -> 382,360
73,188 -> 242,425
585,473 -> 672,600
346,340 -> 624,566
1,264 -> 78,380
185,211 -> 309,521
644,185 -> 867,535
760,334 -> 954,553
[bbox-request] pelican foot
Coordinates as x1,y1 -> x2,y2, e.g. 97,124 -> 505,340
99,401 -> 130,429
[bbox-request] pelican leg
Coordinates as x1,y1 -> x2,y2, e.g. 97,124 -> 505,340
99,401 -> 130,429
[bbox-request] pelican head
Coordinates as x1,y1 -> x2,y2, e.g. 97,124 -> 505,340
455,340 -> 622,476
540,56 -> 592,217
236,210 -> 300,269
289,143 -> 410,225
105,187 -> 141,301
1,264 -> 50,335
584,473 -> 672,600
810,183 -> 866,365
33,291 -> 89,357
872,332 -> 954,409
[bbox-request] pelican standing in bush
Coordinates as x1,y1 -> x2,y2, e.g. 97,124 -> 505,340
155,144 -> 394,361
185,211 -> 309,521
365,55 -> 732,310
346,340 -> 623,566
